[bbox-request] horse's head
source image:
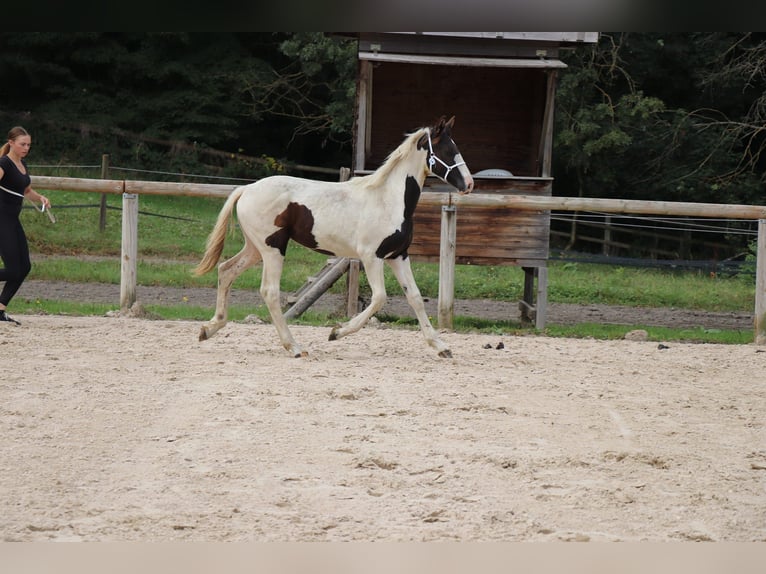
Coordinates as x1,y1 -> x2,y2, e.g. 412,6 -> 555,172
420,116 -> 474,194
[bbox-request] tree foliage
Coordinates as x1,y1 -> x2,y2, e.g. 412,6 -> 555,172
554,32 -> 766,206
1,32 -> 764,207
247,32 -> 356,146
0,32 -> 355,176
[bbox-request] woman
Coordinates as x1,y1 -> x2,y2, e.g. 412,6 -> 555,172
0,126 -> 50,325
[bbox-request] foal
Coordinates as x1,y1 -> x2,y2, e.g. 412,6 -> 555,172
195,116 -> 473,357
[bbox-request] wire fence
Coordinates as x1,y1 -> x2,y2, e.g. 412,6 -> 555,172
550,210 -> 757,270
26,161 -> 262,223
29,162 -> 260,184
552,212 -> 759,237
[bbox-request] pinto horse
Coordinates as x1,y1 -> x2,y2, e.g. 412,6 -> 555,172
194,116 -> 474,358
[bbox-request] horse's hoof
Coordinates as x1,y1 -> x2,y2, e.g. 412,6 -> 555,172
328,326 -> 340,341
438,349 -> 453,359
199,327 -> 209,341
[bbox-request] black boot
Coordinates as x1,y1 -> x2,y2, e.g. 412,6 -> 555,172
0,310 -> 20,325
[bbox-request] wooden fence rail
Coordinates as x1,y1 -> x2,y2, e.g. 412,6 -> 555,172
31,175 -> 766,344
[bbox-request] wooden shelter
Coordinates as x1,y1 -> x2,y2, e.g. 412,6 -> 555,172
349,32 -> 598,328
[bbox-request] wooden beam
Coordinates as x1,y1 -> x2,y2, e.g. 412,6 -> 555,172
539,70 -> 557,177
124,180 -> 235,198
32,175 -> 124,194
358,51 -> 567,68
284,258 -> 351,320
756,219 -> 766,345
418,192 -> 766,220
354,59 -> 372,172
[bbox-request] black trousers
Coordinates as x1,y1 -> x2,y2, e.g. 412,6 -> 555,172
0,209 -> 31,307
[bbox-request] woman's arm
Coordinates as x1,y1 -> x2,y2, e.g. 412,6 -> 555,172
24,186 -> 50,208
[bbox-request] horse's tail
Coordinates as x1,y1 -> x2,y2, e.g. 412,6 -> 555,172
193,186 -> 246,276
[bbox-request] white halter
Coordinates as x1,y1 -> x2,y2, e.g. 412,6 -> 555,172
426,130 -> 466,182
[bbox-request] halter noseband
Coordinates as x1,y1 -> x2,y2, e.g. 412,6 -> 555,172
427,130 -> 466,182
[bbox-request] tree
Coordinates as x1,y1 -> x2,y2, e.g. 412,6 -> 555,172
555,33 -> 764,206
689,32 -> 766,187
555,33 -> 666,203
553,33 -> 764,256
242,33 -> 357,148
0,33 -> 355,173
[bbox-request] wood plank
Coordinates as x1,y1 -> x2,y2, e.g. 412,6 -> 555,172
395,32 -> 600,44
353,33 -> 598,60
359,51 -> 567,69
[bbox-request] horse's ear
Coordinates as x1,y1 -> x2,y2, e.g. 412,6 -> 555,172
433,115 -> 455,137
431,116 -> 449,138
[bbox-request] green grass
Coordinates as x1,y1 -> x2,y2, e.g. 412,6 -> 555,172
25,191 -> 227,258
18,189 -> 758,344
543,323 -> 752,345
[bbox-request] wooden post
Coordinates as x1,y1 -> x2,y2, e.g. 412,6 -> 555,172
438,204 -> 457,329
355,60 -> 372,172
755,219 -> 766,345
99,154 -> 109,231
520,267 -> 535,324
336,166 -> 360,317
120,193 -> 138,311
284,258 -> 350,320
539,69 -> 557,178
346,260 -> 361,317
535,266 -> 548,330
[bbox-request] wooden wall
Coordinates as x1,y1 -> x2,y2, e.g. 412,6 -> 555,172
366,62 -> 547,176
356,58 -> 553,265
410,178 -> 552,265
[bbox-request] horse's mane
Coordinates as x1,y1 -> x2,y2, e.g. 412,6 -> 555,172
356,127 -> 428,189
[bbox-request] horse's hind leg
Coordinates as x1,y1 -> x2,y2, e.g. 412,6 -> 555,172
259,249 -> 304,358
199,243 -> 261,341
386,256 -> 452,358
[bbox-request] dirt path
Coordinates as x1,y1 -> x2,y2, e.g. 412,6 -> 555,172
17,279 -> 755,331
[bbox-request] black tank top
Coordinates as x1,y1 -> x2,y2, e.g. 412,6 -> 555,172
0,155 -> 31,210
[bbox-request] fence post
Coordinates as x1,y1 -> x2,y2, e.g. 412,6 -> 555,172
337,166 -> 360,316
99,154 -> 109,232
438,204 -> 457,329
755,219 -> 766,345
120,193 -> 138,311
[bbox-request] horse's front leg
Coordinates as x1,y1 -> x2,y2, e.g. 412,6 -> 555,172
386,256 -> 452,358
200,245 -> 260,341
329,258 -> 387,341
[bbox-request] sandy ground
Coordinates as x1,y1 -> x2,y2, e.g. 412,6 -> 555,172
2,313 -> 765,541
